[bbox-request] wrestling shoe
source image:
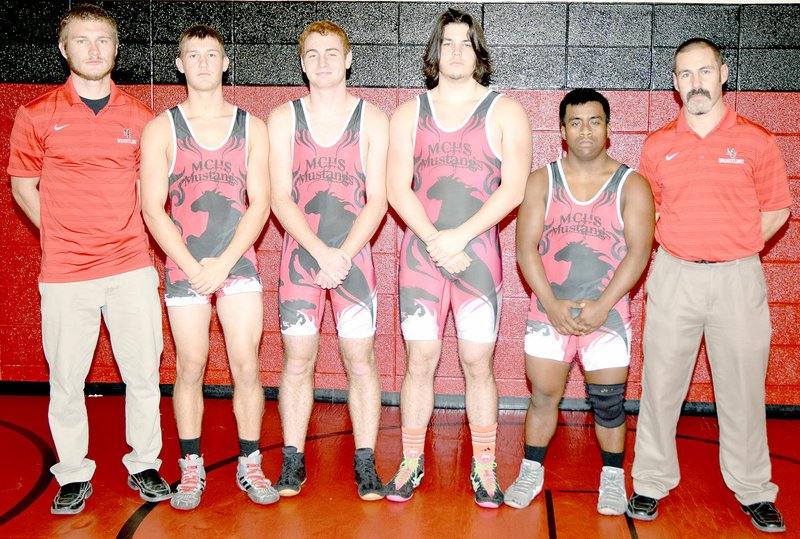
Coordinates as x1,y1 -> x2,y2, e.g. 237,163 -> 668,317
385,452 -> 424,502
504,459 -> 544,509
170,455 -> 205,511
127,468 -> 172,502
354,448 -> 384,501
471,454 -> 503,508
51,481 -> 92,515
626,492 -> 659,521
275,446 -> 306,497
237,450 -> 279,505
597,466 -> 627,516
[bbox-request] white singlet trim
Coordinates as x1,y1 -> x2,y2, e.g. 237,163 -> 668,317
176,104 -> 239,152
299,96 -> 361,148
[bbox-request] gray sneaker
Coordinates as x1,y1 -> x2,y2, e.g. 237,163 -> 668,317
170,455 -> 205,511
504,459 -> 544,509
597,466 -> 627,516
237,450 -> 279,505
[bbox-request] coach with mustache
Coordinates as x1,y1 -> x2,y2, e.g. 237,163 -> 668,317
625,38 -> 791,534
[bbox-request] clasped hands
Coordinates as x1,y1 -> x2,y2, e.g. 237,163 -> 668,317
424,228 -> 472,275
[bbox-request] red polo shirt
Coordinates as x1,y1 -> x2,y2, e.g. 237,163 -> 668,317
640,106 -> 791,262
7,77 -> 155,283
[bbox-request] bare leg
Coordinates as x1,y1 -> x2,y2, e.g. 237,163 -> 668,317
339,336 -> 381,449
278,334 -> 320,451
458,340 -> 499,426
400,340 -> 441,429
524,356 -> 571,447
169,304 -> 212,440
217,292 -> 264,441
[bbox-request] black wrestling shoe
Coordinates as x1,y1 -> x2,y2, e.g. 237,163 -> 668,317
51,481 -> 92,515
625,492 -> 659,521
127,468 -> 172,502
275,446 -> 307,497
354,448 -> 384,501
741,502 -> 786,533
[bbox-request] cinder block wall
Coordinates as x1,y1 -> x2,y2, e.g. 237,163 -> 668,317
1,1 -> 798,404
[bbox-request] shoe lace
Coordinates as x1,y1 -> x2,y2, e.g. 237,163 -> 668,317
600,472 -> 625,504
244,463 -> 269,489
279,454 -> 303,484
512,464 -> 541,491
355,456 -> 380,488
392,456 -> 419,488
474,459 -> 498,496
177,464 -> 201,493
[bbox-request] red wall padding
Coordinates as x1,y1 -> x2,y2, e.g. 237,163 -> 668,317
2,84 -> 798,403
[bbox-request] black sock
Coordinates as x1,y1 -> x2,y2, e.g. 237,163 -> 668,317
179,437 -> 201,457
524,444 -> 548,464
355,447 -> 374,459
239,439 -> 260,457
601,450 -> 624,468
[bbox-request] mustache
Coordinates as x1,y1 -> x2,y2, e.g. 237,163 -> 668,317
687,88 -> 711,99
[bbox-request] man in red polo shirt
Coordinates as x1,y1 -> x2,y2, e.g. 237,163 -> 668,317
7,4 -> 170,515
626,38 -> 791,534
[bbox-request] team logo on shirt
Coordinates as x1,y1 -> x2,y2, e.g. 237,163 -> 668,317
719,147 -> 744,164
117,128 -> 137,145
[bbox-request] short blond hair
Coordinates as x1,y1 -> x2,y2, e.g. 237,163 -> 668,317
58,4 -> 118,44
298,21 -> 350,56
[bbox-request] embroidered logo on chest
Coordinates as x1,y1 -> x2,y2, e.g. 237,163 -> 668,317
117,128 -> 137,145
718,147 -> 744,164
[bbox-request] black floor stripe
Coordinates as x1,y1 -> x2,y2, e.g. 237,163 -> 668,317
0,419 -> 56,528
545,490 -> 557,539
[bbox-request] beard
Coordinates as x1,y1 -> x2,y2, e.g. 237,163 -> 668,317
65,54 -> 115,81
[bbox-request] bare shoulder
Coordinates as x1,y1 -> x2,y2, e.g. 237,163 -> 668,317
527,165 -> 550,192
623,170 -> 653,195
391,97 -> 418,124
363,101 -> 389,131
494,94 -> 528,120
142,112 -> 171,142
267,101 -> 293,128
248,114 -> 268,137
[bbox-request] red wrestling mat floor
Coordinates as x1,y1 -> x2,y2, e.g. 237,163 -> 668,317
0,395 -> 797,538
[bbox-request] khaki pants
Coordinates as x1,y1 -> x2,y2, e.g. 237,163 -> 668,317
40,266 -> 164,485
632,248 -> 778,505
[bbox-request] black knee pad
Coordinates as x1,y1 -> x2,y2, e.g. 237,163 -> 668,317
586,383 -> 626,428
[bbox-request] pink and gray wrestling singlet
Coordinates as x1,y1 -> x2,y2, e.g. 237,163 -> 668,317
399,91 -> 503,343
278,99 -> 377,338
164,106 -> 261,304
525,160 -> 633,369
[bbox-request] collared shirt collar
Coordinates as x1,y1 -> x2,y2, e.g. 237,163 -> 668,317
675,102 -> 736,136
63,76 -> 124,107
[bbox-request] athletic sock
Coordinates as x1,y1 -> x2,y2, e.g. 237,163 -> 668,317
601,450 -> 624,469
470,423 -> 497,461
524,444 -> 548,464
179,437 -> 201,457
239,438 -> 260,457
401,426 -> 426,458
355,447 -> 374,459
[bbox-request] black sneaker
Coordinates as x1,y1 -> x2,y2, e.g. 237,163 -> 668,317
626,492 -> 659,521
741,502 -> 786,533
51,481 -> 92,515
127,469 -> 172,502
275,446 -> 306,497
354,448 -> 384,501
